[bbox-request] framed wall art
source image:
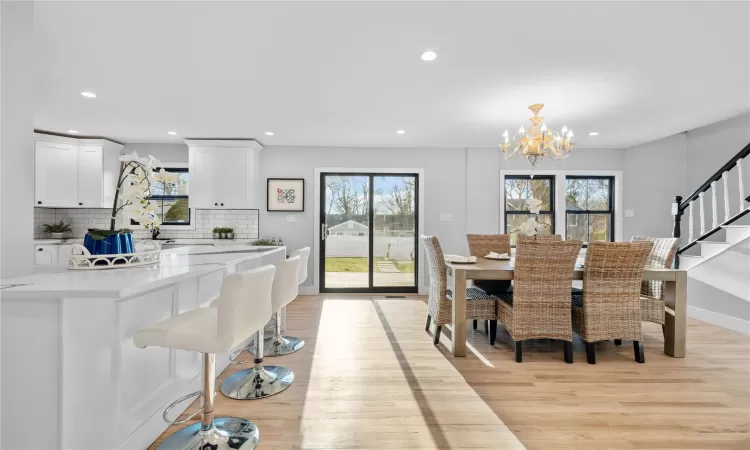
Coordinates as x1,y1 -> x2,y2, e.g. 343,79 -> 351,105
267,178 -> 304,212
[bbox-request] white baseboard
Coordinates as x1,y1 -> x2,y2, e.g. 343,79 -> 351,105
687,306 -> 750,335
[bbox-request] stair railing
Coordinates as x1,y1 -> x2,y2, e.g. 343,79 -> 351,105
672,142 -> 750,256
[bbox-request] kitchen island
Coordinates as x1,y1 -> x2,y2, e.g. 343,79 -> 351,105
0,245 -> 285,450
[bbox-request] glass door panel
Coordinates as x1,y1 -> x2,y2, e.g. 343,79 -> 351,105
321,174 -> 371,290
373,176 -> 418,288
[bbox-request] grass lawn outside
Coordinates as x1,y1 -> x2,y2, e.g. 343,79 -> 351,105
325,257 -> 414,273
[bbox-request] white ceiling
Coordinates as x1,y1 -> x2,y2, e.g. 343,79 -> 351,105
34,1 -> 750,148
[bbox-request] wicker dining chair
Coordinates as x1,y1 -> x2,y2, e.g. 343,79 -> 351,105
466,234 -> 511,332
631,236 -> 680,326
516,234 -> 563,244
496,240 -> 582,363
572,241 -> 654,364
421,235 -> 499,345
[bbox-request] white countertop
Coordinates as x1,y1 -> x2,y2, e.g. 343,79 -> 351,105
1,245 -> 285,299
33,238 -> 260,246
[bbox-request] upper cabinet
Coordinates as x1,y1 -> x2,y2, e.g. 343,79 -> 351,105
186,139 -> 263,209
34,134 -> 123,208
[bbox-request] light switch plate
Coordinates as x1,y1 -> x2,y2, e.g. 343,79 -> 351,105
625,209 -> 635,218
286,215 -> 296,222
440,214 -> 453,222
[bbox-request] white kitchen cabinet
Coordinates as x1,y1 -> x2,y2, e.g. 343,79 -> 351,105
187,140 -> 263,209
34,245 -> 57,265
34,134 -> 123,208
77,146 -> 104,207
35,141 -> 78,207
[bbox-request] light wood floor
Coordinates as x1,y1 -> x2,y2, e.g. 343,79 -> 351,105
151,295 -> 750,449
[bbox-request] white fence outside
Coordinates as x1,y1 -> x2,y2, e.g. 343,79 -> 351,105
325,235 -> 415,260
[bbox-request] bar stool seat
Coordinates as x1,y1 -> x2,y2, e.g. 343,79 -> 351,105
134,265 -> 275,450
264,247 -> 310,357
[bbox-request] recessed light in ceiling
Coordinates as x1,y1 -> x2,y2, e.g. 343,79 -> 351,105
421,50 -> 437,61
68,130 -> 79,134
80,91 -> 97,98
396,129 -> 406,135
265,131 -> 274,136
167,131 -> 177,135
589,132 -> 599,136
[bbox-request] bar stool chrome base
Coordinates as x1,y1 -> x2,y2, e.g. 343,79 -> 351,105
264,335 -> 305,357
157,417 -> 259,450
221,365 -> 294,400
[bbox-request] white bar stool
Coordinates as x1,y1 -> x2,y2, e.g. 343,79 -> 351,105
264,247 -> 310,356
221,255 -> 300,399
133,265 -> 275,450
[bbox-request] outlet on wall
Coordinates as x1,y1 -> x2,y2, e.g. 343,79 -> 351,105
625,209 -> 635,218
440,214 -> 453,222
286,215 -> 296,223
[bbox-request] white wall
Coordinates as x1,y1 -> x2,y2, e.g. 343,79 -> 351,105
121,143 -> 189,165
1,2 -> 34,278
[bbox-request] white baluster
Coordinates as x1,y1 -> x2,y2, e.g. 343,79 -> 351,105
722,171 -> 731,221
689,201 -> 694,242
711,181 -> 718,228
699,192 -> 706,235
738,159 -> 746,211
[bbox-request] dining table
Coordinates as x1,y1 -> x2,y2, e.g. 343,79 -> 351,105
445,257 -> 687,358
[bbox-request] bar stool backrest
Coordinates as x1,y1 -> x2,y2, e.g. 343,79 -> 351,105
272,255 -> 301,311
217,264 -> 275,350
290,247 -> 310,285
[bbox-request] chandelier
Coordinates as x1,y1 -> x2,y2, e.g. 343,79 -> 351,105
499,103 -> 575,167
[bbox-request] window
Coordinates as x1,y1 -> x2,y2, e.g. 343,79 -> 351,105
130,167 -> 190,226
504,175 -> 555,245
565,176 -> 614,243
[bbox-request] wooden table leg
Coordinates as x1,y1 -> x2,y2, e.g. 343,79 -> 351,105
451,268 -> 467,357
664,271 -> 687,357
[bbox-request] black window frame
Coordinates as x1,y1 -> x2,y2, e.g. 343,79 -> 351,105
130,167 -> 191,227
565,175 -> 615,244
504,175 -> 556,244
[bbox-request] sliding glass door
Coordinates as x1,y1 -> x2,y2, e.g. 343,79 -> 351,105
320,173 -> 418,293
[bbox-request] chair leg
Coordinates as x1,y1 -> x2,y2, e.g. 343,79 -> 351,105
614,339 -> 622,346
425,314 -> 431,332
662,325 -> 666,337
514,340 -> 522,363
484,320 -> 489,335
586,342 -> 596,364
564,341 -> 573,364
473,319 -> 477,330
488,320 -> 498,345
433,325 -> 442,345
633,340 -> 645,363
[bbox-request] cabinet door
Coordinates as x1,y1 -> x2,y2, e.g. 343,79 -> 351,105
57,245 -> 74,265
190,148 -> 221,208
77,146 -> 104,207
35,246 -> 57,265
223,148 -> 247,208
35,142 -> 78,207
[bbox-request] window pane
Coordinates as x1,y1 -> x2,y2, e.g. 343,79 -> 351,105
508,213 -> 552,246
160,199 -> 190,224
566,213 -> 611,243
505,178 -> 553,211
566,178 -> 610,211
149,170 -> 189,197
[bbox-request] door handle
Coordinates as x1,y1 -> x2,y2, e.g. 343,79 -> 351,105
321,223 -> 328,241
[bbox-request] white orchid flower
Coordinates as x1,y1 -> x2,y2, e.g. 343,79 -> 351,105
526,198 -> 543,215
119,150 -> 147,164
153,168 -> 178,184
518,217 -> 539,236
146,155 -> 160,171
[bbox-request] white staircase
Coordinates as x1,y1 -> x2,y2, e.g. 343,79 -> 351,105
679,224 -> 750,269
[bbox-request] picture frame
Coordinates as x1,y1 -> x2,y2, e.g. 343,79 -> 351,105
267,178 -> 305,212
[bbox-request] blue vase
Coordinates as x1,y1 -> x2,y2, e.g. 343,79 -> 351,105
84,231 -> 134,255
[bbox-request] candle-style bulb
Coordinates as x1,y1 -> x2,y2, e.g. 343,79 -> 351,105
562,125 -> 568,134
503,130 -> 509,138
519,126 -> 525,134
541,123 -> 547,132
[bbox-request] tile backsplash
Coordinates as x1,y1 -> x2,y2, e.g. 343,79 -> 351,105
34,208 -> 259,240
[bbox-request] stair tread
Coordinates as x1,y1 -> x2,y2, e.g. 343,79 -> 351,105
721,224 -> 750,228
699,241 -> 729,245
679,254 -> 702,258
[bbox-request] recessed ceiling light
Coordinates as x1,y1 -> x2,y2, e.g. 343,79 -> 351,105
265,131 -> 274,136
67,130 -> 79,134
396,129 -> 406,135
421,50 -> 437,61
167,131 -> 177,135
80,91 -> 97,98
589,132 -> 599,136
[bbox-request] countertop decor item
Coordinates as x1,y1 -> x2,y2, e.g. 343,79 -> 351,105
42,220 -> 72,239
267,178 -> 304,211
252,238 -> 280,246
68,241 -> 161,270
85,150 -> 174,255
498,103 -> 575,167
